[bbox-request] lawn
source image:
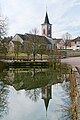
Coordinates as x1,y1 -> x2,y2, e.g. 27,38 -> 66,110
0,53 -> 27,57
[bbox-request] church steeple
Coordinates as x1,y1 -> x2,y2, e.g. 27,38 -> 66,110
41,11 -> 52,38
44,12 -> 50,24
42,86 -> 52,112
43,98 -> 50,111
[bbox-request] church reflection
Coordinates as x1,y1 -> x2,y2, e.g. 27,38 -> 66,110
42,85 -> 52,111
0,65 -> 70,117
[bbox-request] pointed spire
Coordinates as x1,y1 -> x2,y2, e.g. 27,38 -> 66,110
44,12 -> 50,24
44,98 -> 50,111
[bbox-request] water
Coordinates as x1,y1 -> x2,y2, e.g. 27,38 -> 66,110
0,67 -> 71,120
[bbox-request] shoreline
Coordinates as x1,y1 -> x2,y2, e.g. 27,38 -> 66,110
61,57 -> 80,120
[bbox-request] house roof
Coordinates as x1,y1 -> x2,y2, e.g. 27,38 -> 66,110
17,34 -> 26,40
65,36 -> 80,46
73,36 -> 80,41
54,38 -> 63,43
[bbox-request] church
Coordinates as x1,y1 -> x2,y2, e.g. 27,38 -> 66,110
11,11 -> 56,52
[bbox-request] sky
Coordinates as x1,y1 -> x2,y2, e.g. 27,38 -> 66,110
0,0 -> 80,38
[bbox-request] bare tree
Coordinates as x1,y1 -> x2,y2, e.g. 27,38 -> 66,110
25,88 -> 40,102
31,28 -> 38,35
0,14 -> 8,58
29,28 -> 39,61
24,41 -> 32,60
62,32 -> 72,49
38,44 -> 46,60
14,41 -> 21,60
0,15 -> 8,39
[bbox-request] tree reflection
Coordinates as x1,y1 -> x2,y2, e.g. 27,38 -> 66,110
25,88 -> 40,102
59,104 -> 71,120
57,74 -> 71,120
0,82 -> 9,118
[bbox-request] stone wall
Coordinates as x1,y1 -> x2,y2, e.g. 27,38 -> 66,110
66,51 -> 80,57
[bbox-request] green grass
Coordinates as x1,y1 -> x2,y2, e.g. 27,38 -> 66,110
7,53 -> 15,56
6,53 -> 27,56
0,53 -> 48,57
0,53 -> 5,56
0,53 -> 27,57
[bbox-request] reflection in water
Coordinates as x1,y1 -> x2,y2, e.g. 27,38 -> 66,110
0,65 -> 72,120
0,82 -> 9,118
42,85 -> 52,111
25,88 -> 40,102
59,81 -> 71,120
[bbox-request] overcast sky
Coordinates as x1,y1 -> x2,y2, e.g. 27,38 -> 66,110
0,0 -> 80,38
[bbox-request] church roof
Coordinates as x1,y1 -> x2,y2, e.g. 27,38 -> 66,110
17,34 -> 26,40
42,12 -> 51,25
16,33 -> 52,45
44,98 -> 50,111
44,12 -> 50,24
26,33 -> 52,44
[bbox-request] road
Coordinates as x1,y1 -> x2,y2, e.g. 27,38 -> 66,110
61,57 -> 80,68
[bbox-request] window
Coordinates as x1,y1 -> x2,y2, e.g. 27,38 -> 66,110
43,29 -> 45,34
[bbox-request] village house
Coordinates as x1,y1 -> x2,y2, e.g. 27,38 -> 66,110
55,38 -> 64,49
65,36 -> 80,50
0,36 -> 14,54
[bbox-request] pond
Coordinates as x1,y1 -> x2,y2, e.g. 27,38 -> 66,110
0,65 -> 71,120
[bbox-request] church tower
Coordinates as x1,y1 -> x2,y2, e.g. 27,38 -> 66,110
42,85 -> 52,111
41,12 -> 52,38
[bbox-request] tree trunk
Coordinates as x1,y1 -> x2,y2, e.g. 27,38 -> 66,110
41,54 -> 42,61
33,53 -> 35,61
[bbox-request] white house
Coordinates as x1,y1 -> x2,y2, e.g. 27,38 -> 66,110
66,37 -> 80,50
